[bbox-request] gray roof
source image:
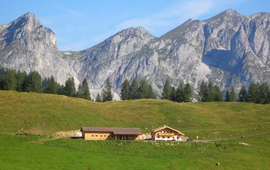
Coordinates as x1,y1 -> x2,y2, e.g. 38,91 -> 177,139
81,127 -> 142,135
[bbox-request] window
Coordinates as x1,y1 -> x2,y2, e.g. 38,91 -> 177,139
104,135 -> 106,137
100,135 -> 103,137
95,135 -> 98,137
92,135 -> 94,137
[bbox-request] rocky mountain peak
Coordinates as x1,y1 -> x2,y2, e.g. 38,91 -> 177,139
116,26 -> 155,39
204,9 -> 245,23
10,12 -> 40,31
1,10 -> 270,100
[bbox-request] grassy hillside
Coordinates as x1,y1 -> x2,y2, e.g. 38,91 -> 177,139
0,90 -> 270,139
0,90 -> 270,169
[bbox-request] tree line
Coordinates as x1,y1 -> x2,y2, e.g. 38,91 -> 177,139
120,78 -> 155,100
162,79 -> 192,102
199,80 -> 270,104
0,68 -> 91,100
2,68 -> 270,104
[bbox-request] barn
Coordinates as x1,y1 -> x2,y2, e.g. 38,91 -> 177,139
81,127 -> 142,140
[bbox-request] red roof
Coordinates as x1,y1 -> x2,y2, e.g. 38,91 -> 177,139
81,127 -> 142,135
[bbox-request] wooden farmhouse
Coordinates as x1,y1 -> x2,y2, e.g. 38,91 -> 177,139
81,127 -> 142,140
151,125 -> 185,141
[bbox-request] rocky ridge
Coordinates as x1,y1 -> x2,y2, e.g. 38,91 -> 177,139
0,10 -> 270,99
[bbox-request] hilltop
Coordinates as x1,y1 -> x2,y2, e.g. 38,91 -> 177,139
1,90 -> 270,139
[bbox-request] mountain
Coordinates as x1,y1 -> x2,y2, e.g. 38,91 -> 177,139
0,13 -> 79,85
1,10 -> 270,99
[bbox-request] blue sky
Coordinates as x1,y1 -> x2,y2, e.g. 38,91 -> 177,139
0,0 -> 269,51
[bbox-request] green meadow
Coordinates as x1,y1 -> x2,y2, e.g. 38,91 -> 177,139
0,91 -> 270,169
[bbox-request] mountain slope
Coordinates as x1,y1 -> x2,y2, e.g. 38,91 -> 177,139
0,10 -> 270,98
0,13 -> 79,85
1,90 -> 270,139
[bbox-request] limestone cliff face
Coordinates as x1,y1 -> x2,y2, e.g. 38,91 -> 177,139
1,10 -> 270,98
0,13 -> 79,85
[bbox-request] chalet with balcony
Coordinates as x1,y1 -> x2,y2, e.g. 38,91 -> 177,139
151,125 -> 185,141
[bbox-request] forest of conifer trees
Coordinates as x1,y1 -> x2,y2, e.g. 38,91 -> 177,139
1,68 -> 270,104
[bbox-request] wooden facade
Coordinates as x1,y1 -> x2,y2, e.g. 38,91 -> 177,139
81,127 -> 142,140
151,125 -> 185,141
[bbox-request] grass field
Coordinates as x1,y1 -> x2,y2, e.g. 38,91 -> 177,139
0,90 -> 270,169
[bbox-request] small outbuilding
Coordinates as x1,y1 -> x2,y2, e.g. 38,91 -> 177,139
81,127 -> 142,140
151,125 -> 185,141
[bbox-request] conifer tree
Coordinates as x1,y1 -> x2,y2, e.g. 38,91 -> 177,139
176,83 -> 184,102
82,78 -> 91,100
199,81 -> 207,102
183,83 -> 192,102
225,91 -> 230,102
229,85 -> 236,101
213,85 -> 223,101
63,77 -> 76,97
24,71 -> 42,93
170,87 -> 176,101
102,79 -> 113,102
15,70 -> 27,92
162,78 -> 171,100
46,76 -> 57,94
146,84 -> 155,99
258,82 -> 269,104
3,70 -> 16,91
129,78 -> 138,99
238,85 -> 247,102
206,81 -> 213,102
138,79 -> 148,99
96,93 -> 102,102
121,79 -> 130,100
246,82 -> 257,103
57,84 -> 65,95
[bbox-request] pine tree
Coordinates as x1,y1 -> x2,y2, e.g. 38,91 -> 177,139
199,81 -> 207,102
15,70 -> 27,92
96,93 -> 102,102
183,83 -> 192,102
206,81 -> 213,102
246,82 -> 257,103
258,82 -> 269,104
24,71 -> 42,93
63,77 -> 76,97
129,78 -> 138,99
57,84 -> 65,95
229,85 -> 236,101
3,70 -> 16,91
225,91 -> 230,102
176,83 -> 184,102
162,78 -> 171,100
238,85 -> 247,102
81,78 -> 91,100
121,79 -> 130,100
138,79 -> 148,99
146,84 -> 155,99
102,79 -> 113,102
213,85 -> 223,101
170,87 -> 176,101
46,76 -> 57,94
